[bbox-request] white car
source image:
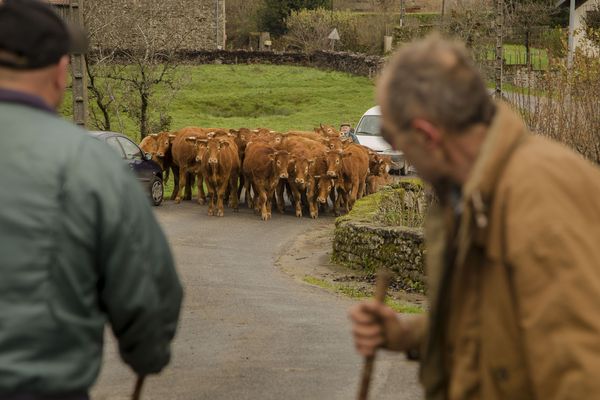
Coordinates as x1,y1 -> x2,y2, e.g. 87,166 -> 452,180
354,106 -> 410,175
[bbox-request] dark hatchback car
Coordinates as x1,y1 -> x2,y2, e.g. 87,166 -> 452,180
88,131 -> 164,206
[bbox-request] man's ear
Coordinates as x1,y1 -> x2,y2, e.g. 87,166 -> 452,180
412,118 -> 442,148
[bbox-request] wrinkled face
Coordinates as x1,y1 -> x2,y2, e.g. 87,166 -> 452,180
156,131 -> 174,158
325,151 -> 343,177
317,177 -> 334,203
206,139 -> 229,165
340,125 -> 351,134
271,151 -> 294,179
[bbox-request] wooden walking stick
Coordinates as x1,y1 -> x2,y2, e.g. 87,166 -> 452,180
132,375 -> 145,400
357,270 -> 392,400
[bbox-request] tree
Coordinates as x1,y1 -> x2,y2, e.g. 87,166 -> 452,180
504,0 -> 557,67
259,0 -> 329,36
85,0 -> 201,138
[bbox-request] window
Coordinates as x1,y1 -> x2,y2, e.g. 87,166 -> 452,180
117,137 -> 143,160
355,115 -> 381,136
106,137 -> 125,159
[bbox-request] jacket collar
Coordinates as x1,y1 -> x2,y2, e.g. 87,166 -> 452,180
462,101 -> 529,230
0,88 -> 55,114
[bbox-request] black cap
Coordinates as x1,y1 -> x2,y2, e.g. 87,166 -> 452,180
0,0 -> 83,70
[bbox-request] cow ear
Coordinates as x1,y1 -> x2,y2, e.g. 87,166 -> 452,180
229,129 -> 239,134
308,159 -> 315,165
168,134 -> 177,139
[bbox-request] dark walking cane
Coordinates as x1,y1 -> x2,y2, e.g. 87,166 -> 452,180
132,375 -> 145,400
357,270 -> 392,400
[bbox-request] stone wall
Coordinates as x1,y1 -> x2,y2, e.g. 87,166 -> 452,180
172,49 -> 386,78
333,222 -> 426,292
332,182 -> 428,293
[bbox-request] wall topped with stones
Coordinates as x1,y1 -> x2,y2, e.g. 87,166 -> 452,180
332,182 -> 429,293
173,49 -> 386,78
333,221 -> 426,293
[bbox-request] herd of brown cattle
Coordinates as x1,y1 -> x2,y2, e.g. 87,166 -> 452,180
139,125 -> 393,220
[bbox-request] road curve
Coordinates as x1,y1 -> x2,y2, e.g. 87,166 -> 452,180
91,202 -> 422,400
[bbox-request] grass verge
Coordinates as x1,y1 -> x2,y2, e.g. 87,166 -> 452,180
302,275 -> 424,314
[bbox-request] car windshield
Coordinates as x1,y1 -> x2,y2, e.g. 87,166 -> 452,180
355,115 -> 381,136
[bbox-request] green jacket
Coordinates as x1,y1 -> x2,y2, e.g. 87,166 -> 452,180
0,100 -> 183,394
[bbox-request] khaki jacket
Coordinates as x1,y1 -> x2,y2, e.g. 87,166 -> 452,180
416,102 -> 600,400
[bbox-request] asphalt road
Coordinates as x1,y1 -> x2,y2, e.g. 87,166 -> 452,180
91,202 -> 422,400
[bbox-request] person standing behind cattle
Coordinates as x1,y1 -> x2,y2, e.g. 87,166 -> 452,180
340,123 -> 359,143
0,1 -> 183,398
350,35 -> 600,399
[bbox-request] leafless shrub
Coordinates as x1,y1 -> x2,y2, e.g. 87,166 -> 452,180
510,53 -> 600,164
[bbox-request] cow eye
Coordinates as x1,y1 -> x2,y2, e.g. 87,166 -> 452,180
277,160 -> 281,166
336,159 -> 339,164
328,186 -> 331,190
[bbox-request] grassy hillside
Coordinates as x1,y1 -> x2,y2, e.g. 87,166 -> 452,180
61,64 -> 377,142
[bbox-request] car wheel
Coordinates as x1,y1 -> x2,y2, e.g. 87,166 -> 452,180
150,177 -> 164,206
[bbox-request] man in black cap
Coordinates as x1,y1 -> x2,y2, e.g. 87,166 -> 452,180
0,1 -> 183,398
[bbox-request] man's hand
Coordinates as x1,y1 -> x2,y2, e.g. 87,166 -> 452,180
349,300 -> 413,357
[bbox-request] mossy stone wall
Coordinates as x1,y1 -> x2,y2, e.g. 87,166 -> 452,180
332,181 -> 429,293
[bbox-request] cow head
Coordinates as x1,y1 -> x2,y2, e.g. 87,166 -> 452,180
378,156 -> 392,176
325,150 -> 351,178
292,157 -> 315,187
185,136 -> 209,162
269,150 -> 294,179
155,131 -> 176,158
314,175 -> 334,204
205,137 -> 230,165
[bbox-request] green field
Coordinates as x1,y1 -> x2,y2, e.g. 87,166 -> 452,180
60,64 -> 377,142
485,44 -> 550,70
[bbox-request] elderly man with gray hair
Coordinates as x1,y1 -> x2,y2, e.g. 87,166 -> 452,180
350,35 -> 600,399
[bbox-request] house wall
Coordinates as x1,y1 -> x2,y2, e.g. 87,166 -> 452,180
575,0 -> 600,55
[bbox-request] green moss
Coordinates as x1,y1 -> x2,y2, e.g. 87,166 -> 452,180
302,275 -> 424,314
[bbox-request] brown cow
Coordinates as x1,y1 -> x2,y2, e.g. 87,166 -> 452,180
148,131 -> 190,200
199,136 -> 240,217
243,143 -> 294,221
171,127 -> 210,204
366,155 -> 393,194
323,145 -> 369,212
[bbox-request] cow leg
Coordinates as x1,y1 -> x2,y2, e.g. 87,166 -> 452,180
276,181 -> 286,214
184,173 -> 194,201
291,183 -> 303,218
170,166 -> 180,201
238,174 -> 245,205
175,169 -> 187,204
229,172 -> 239,212
206,181 -> 215,216
216,179 -> 229,217
197,172 -> 206,205
245,175 -> 254,209
258,188 -> 269,221
349,177 -> 360,210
